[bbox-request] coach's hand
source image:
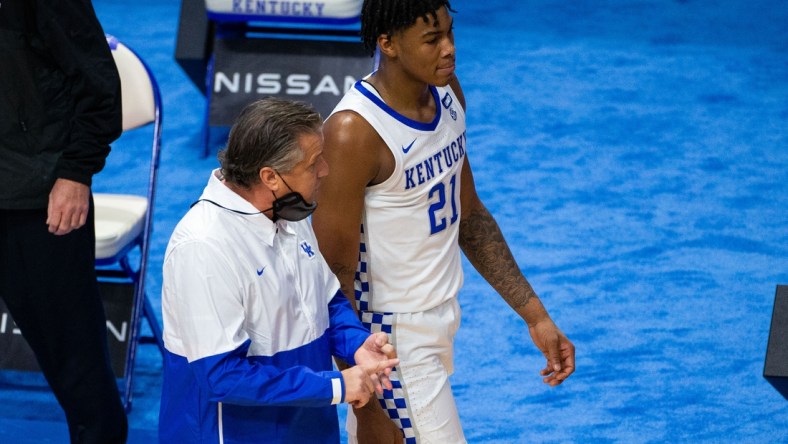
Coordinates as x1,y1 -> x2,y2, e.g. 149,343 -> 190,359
354,332 -> 398,391
342,357 -> 399,408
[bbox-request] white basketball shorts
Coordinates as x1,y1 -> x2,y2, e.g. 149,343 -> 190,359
347,297 -> 466,444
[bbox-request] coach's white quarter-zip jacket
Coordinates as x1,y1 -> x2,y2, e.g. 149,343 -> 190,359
160,170 -> 369,443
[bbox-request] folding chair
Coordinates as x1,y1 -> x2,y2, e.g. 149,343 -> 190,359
94,35 -> 164,412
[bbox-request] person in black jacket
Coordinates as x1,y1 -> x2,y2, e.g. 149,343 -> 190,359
0,1 -> 128,442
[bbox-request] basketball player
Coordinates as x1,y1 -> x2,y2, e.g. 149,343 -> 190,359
312,1 -> 576,443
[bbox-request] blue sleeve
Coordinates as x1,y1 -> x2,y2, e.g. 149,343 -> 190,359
189,340 -> 345,407
327,290 -> 370,365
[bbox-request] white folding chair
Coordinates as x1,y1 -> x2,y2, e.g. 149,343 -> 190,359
94,35 -> 164,412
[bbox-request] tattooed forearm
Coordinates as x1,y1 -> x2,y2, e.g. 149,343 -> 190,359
329,262 -> 357,304
458,207 -> 537,311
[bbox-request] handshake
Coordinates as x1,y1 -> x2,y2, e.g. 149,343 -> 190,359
341,332 -> 399,408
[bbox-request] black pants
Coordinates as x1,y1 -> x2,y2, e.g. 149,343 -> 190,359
0,205 -> 128,443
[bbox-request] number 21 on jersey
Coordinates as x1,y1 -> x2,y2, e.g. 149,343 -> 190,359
428,173 -> 458,235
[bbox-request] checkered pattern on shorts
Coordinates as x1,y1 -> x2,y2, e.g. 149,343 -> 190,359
355,224 -> 370,312
360,310 -> 417,444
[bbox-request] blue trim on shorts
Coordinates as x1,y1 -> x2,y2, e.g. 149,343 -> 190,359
360,310 -> 417,443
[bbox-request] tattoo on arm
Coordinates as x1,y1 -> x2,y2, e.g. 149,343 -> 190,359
458,207 -> 537,310
330,262 -> 356,304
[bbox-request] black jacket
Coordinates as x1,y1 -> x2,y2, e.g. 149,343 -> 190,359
0,0 -> 122,209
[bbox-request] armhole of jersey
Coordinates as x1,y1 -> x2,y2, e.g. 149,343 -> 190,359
332,94 -> 404,193
364,117 -> 402,193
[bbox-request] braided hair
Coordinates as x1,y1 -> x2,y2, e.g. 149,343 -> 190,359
360,0 -> 455,56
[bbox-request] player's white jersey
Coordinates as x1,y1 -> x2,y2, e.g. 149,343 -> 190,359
330,79 -> 467,313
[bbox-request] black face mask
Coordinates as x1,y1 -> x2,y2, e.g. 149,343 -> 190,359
265,172 -> 317,222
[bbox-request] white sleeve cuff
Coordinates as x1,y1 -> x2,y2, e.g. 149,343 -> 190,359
331,377 -> 342,405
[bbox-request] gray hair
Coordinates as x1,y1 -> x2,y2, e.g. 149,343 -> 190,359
218,98 -> 322,188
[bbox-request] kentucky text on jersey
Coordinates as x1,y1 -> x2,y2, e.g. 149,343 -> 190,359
405,131 -> 466,190
232,0 -> 326,16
